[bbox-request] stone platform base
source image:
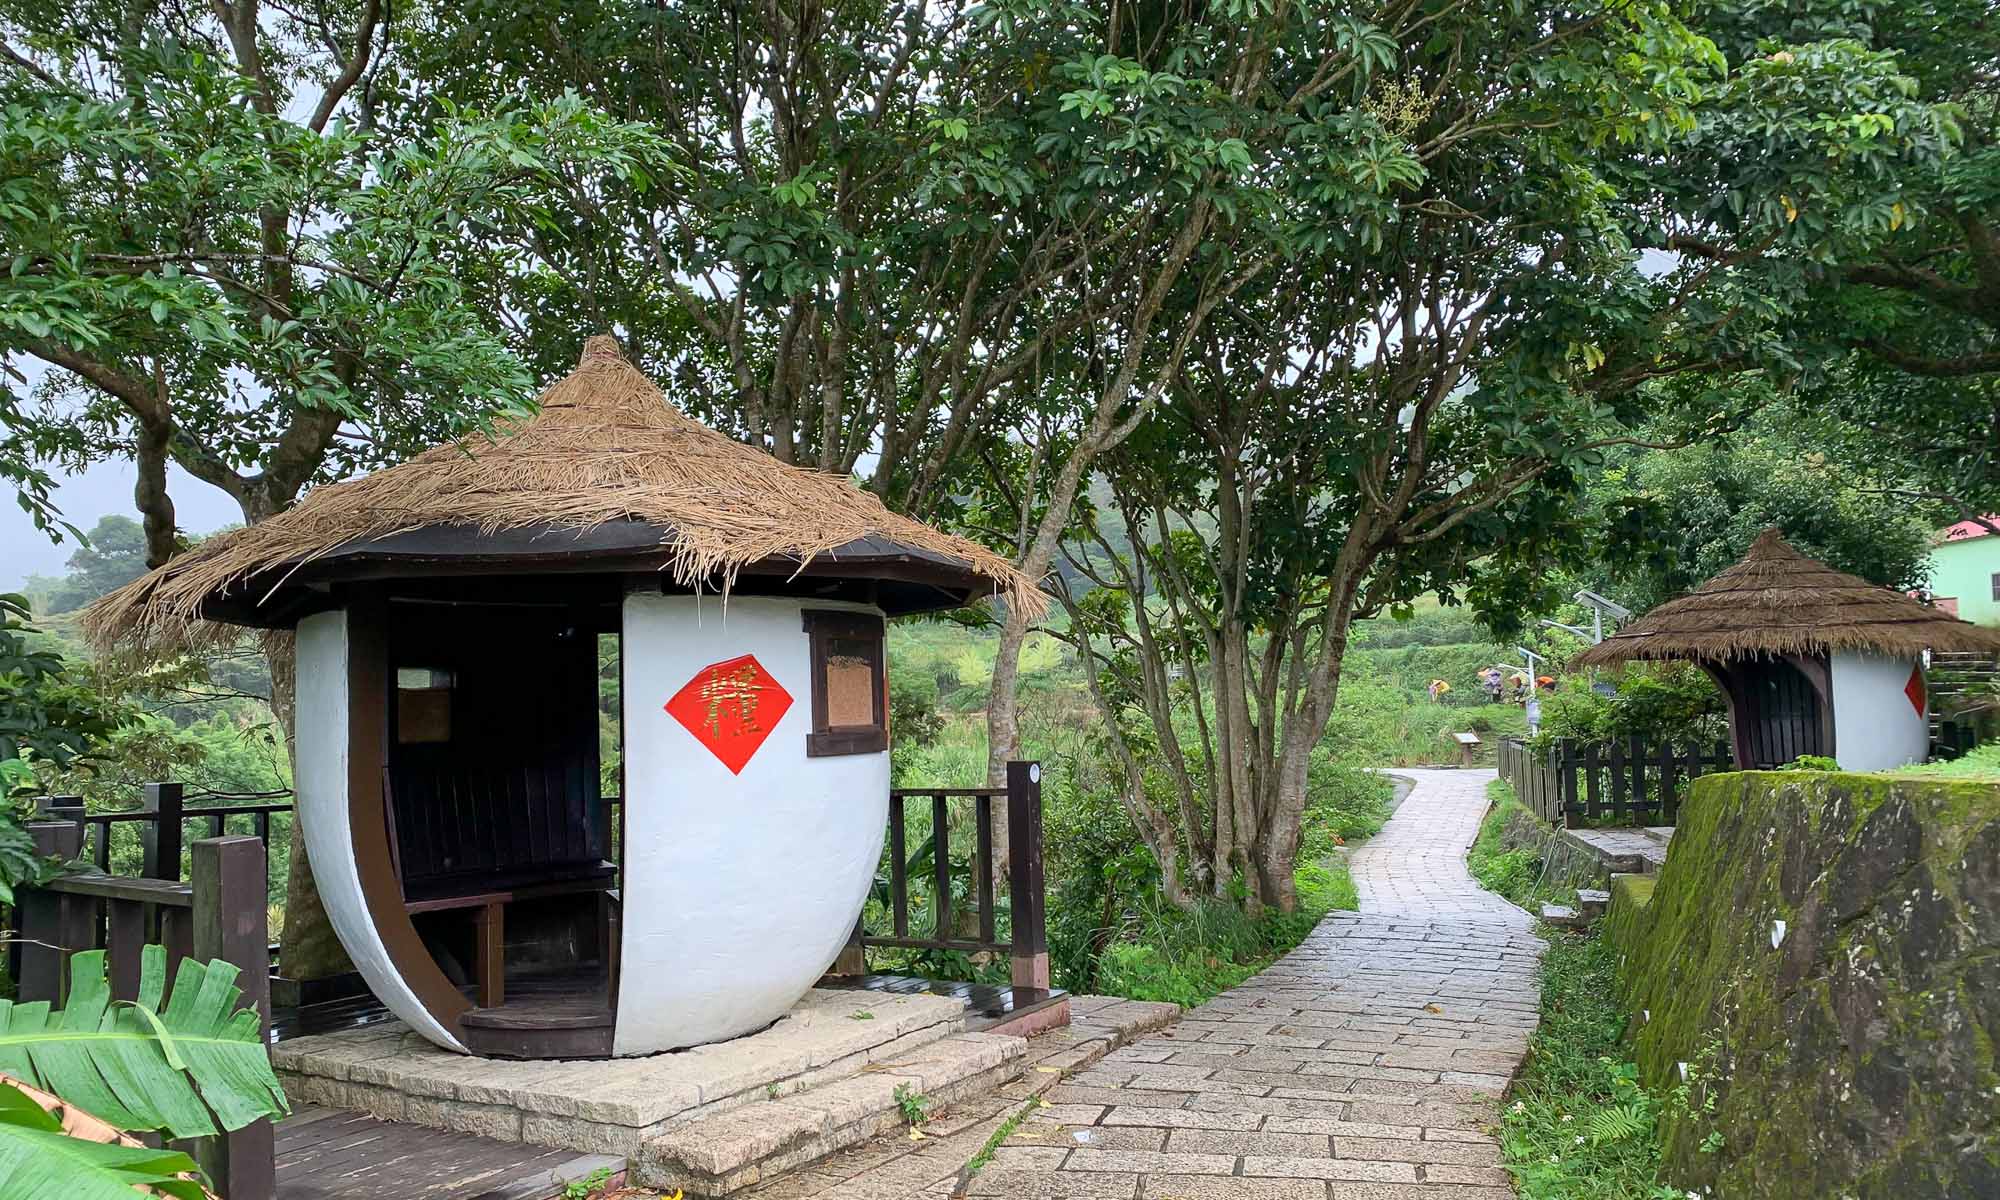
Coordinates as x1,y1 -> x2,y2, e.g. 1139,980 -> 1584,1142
274,986 -> 1061,1196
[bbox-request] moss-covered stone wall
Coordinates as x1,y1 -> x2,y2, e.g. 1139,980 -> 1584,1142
1605,771 -> 1999,1198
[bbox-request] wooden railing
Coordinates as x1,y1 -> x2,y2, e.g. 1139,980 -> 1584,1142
1498,736 -> 1733,828
14,819 -> 273,1200
853,760 -> 1048,991
33,783 -> 291,900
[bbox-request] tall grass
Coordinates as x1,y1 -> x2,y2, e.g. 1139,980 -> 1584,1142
1500,929 -> 1679,1199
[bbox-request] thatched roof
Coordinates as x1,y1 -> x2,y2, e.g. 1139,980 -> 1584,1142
84,336 -> 1042,655
1573,528 -> 2000,668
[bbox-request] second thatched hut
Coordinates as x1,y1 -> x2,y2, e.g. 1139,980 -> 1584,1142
1573,529 -> 2000,771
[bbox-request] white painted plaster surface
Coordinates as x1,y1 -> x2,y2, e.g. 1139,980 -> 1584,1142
1830,651 -> 1929,772
294,610 -> 467,1052
614,593 -> 889,1056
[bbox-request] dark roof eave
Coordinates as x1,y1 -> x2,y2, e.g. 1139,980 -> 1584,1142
191,520 -> 1001,626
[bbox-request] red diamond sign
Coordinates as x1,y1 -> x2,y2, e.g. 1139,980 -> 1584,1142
665,654 -> 793,775
1905,665 -> 1926,717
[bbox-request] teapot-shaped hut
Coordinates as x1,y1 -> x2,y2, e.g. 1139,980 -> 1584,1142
85,337 -> 1040,1059
1573,529 -> 2000,771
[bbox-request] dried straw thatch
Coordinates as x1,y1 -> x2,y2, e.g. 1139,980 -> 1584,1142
85,336 -> 1041,656
1573,528 -> 2000,668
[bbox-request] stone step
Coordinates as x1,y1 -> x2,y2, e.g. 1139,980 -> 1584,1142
1539,903 -> 1581,927
635,1030 -> 1028,1196
1575,888 -> 1611,919
273,987 -> 973,1161
1642,825 -> 1675,846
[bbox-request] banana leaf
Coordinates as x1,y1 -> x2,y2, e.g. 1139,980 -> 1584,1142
0,1077 -> 209,1200
0,947 -> 288,1139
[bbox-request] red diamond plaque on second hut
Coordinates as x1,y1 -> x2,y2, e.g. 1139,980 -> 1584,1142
665,654 -> 793,774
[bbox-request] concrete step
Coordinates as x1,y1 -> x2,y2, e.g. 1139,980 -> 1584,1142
273,988 -> 973,1163
1642,826 -> 1675,846
1540,903 -> 1582,927
635,1030 -> 1028,1196
1575,888 -> 1611,919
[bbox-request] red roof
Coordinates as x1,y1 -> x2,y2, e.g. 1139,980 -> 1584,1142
1939,517 -> 2000,543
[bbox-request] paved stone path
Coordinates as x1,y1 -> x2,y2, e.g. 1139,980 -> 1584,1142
974,768 -> 1543,1199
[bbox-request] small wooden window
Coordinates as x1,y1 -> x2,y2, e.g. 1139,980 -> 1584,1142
803,610 -> 887,756
396,667 -> 454,744
1990,572 -> 2000,602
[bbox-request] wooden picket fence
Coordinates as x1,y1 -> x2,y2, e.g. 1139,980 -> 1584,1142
1497,736 -> 1734,828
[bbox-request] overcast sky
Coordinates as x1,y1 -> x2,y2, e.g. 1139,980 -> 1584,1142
4,460 -> 242,590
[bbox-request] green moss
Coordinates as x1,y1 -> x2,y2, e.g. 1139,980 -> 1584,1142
1610,771 -> 2000,1198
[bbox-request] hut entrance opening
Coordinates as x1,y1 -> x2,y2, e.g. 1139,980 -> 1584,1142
385,596 -> 621,1057
1726,655 -> 1830,769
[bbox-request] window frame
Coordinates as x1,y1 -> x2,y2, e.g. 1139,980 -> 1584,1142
1989,572 -> 2000,602
394,666 -> 456,745
802,609 -> 888,756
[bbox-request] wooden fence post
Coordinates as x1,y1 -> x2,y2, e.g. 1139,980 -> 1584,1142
16,821 -> 85,1003
191,835 -> 273,1200
142,782 -> 184,882
1558,739 -> 1580,828
1006,761 -> 1048,993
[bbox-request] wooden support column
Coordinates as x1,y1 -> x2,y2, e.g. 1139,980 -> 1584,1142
829,917 -> 867,976
1006,761 -> 1048,993
141,782 -> 184,881
192,835 -> 274,1200
473,902 -> 505,1008
17,821 -> 84,1003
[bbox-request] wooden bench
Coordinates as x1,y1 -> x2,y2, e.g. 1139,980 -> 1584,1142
385,766 -> 615,1009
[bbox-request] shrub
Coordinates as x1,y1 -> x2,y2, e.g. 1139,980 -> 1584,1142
1300,757 -> 1393,858
888,668 -> 944,747
1467,781 -> 1570,910
1532,663 -> 1726,752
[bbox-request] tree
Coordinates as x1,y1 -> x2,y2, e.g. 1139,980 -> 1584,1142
1579,407 -> 1945,614
1647,1 -> 1998,524
0,1 -> 671,978
1019,0 -> 1960,912
409,0 -> 1302,843
401,0 -> 1108,504
0,594 -> 140,783
41,516 -> 149,615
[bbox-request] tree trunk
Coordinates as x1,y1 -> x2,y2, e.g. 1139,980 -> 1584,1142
264,632 -> 354,981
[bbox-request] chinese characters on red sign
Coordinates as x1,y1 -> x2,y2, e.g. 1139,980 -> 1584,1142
664,654 -> 794,774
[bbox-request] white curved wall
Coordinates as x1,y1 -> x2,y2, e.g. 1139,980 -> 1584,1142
294,610 -> 467,1052
614,593 -> 889,1056
1830,651 -> 1929,772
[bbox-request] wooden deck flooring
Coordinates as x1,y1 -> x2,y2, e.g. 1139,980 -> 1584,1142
276,1105 -> 619,1200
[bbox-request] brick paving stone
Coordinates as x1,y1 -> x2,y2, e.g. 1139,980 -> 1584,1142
1101,1107 -> 1266,1132
1241,1154 -> 1420,1182
961,1168 -> 1140,1197
1027,1125 -> 1172,1152
985,769 -> 1541,1200
1138,1177 -> 1327,1199
1062,1148 -> 1239,1175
